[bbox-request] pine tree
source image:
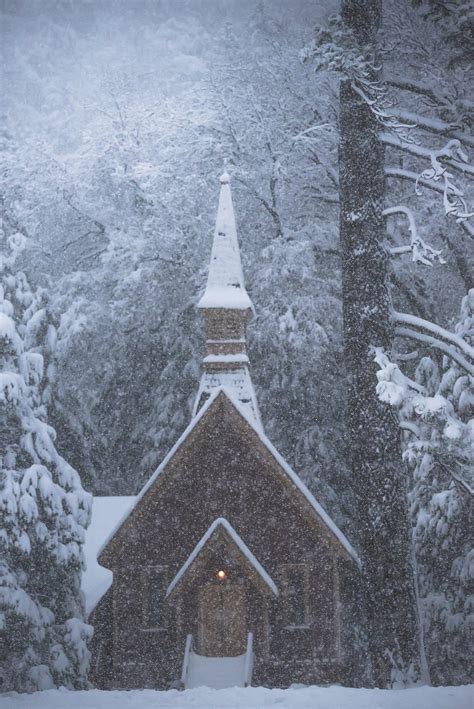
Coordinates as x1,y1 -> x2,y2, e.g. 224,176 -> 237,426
0,232 -> 92,692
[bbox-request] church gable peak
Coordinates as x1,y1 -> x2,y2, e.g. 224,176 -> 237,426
166,517 -> 279,600
98,387 -> 359,573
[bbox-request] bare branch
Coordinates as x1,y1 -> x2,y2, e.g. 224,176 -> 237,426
234,176 -> 284,239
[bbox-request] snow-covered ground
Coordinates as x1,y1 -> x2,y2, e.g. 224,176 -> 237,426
2,684 -> 472,709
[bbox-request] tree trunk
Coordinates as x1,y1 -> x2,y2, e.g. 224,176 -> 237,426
339,0 -> 421,687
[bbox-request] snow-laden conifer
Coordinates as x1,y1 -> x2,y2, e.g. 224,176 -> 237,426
0,233 -> 92,692
375,289 -> 474,684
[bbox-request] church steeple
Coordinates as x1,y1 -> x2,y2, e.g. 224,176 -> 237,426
193,171 -> 261,427
197,170 -> 253,314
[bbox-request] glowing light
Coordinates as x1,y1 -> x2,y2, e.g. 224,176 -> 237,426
217,570 -> 226,581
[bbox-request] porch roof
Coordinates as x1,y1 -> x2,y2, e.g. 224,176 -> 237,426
166,517 -> 279,599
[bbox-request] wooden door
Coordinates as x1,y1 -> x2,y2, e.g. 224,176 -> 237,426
198,584 -> 247,656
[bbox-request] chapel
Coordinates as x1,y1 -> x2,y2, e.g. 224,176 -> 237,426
89,171 -> 361,690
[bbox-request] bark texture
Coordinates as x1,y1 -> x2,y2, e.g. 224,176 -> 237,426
339,0 -> 421,687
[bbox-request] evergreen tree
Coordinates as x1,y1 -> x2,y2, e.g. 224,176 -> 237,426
375,289 -> 474,685
0,232 -> 92,692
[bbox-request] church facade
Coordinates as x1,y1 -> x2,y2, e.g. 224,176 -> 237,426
89,172 -> 361,689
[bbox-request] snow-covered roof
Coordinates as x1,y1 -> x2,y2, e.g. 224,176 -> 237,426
82,495 -> 136,614
193,366 -> 262,429
97,390 -> 223,562
198,172 -> 253,312
221,387 -> 360,565
166,517 -> 279,598
99,387 -> 359,567
203,354 -> 249,364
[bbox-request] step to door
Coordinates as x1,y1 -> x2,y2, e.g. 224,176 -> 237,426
186,651 -> 247,689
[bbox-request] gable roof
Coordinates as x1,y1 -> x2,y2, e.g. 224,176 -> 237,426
166,517 -> 279,599
99,387 -> 360,567
222,388 -> 360,566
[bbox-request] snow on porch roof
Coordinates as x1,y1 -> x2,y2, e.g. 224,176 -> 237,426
166,517 -> 279,598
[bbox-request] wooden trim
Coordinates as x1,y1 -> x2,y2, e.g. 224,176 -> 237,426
167,525 -> 277,601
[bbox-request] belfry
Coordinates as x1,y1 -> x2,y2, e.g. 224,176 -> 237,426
89,172 -> 360,690
194,170 -> 260,425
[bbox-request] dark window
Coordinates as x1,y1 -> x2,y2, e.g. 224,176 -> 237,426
142,567 -> 166,628
285,568 -> 307,626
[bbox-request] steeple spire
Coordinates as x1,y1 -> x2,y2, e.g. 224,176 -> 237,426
193,171 -> 261,427
197,170 -> 253,312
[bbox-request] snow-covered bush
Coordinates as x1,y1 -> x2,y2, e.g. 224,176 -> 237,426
0,233 -> 92,692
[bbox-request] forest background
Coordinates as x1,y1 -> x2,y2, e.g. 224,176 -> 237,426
1,0 -> 472,688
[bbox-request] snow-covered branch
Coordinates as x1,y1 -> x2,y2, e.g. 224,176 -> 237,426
386,168 -> 474,239
393,311 -> 474,363
394,326 -> 474,376
385,109 -> 474,149
393,309 -> 474,376
399,420 -> 421,437
350,80 -> 416,141
350,80 -> 474,224
388,137 -> 473,222
385,76 -> 450,108
381,134 -> 474,178
374,294 -> 474,493
383,206 -> 444,266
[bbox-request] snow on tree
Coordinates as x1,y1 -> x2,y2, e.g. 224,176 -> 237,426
303,0 -> 423,686
303,0 -> 473,686
374,289 -> 474,685
0,1 -> 356,530
0,232 -> 92,692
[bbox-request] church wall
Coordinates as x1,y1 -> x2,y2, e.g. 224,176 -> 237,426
102,403 -> 338,571
93,398 -> 356,688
